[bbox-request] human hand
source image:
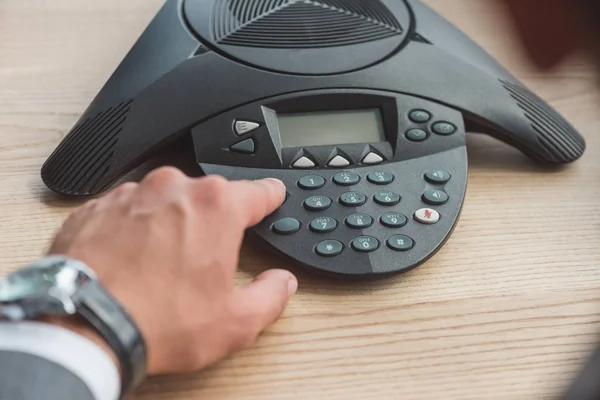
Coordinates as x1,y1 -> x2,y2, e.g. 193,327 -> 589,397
47,167 -> 297,376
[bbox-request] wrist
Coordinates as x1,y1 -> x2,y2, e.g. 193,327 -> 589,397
42,316 -> 122,377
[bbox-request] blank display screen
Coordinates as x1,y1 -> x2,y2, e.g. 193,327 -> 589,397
277,109 -> 386,148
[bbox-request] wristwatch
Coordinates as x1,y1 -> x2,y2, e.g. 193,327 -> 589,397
0,255 -> 147,398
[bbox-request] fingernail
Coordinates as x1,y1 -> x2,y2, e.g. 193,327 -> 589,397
287,276 -> 298,296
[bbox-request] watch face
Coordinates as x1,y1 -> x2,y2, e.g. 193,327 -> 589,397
0,271 -> 54,302
0,261 -> 76,303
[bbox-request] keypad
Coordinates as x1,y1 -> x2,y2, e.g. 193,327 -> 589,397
352,236 -> 380,253
272,218 -> 301,235
340,192 -> 367,207
333,171 -> 360,186
374,190 -> 401,206
346,213 -> 373,229
367,171 -> 394,185
380,212 -> 408,228
387,235 -> 415,252
422,189 -> 449,205
304,195 -> 332,211
316,240 -> 344,257
310,217 -> 337,233
287,169 -> 449,260
298,175 -> 325,190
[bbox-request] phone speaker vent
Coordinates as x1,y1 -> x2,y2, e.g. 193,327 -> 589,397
212,0 -> 403,49
41,101 -> 132,196
501,80 -> 584,163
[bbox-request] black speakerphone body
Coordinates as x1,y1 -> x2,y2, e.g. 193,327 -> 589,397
41,0 -> 585,278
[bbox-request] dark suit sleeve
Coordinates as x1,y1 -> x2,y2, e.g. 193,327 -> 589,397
0,350 -> 95,400
562,343 -> 600,400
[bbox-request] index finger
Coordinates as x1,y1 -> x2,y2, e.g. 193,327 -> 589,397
228,178 -> 287,228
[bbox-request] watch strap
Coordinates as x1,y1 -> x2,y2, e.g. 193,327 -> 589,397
75,281 -> 147,398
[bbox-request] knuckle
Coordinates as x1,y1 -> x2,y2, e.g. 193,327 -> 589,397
112,182 -> 138,197
196,176 -> 232,208
144,166 -> 185,187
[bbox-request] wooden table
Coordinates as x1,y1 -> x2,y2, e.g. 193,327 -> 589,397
2,1 -> 600,399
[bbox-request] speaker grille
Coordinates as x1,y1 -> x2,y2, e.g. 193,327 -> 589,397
42,101 -> 132,196
212,0 -> 403,49
501,80 -> 585,163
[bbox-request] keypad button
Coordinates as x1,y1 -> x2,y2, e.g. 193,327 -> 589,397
406,129 -> 428,142
387,235 -> 415,252
409,110 -> 432,123
362,152 -> 384,165
425,170 -> 451,184
298,175 -> 325,190
303,196 -> 332,211
272,218 -> 301,235
230,138 -> 256,154
310,217 -> 338,233
367,171 -> 394,185
333,172 -> 360,186
316,240 -> 344,257
293,156 -> 316,169
414,208 -> 440,224
234,120 -> 260,136
433,122 -> 457,136
328,155 -> 351,168
422,189 -> 449,205
346,213 -> 374,229
339,192 -> 367,207
380,212 -> 408,228
351,236 -> 380,253
374,190 -> 401,206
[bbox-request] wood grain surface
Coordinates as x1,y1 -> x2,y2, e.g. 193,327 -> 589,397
1,1 -> 600,399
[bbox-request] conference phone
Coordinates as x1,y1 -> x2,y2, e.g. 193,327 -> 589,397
41,0 -> 585,278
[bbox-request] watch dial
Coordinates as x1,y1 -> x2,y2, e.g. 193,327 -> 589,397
0,268 -> 59,302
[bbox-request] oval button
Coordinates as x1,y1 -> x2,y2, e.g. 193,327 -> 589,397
414,208 -> 440,224
387,235 -> 415,252
272,218 -> 301,235
316,240 -> 344,257
310,217 -> 338,233
351,236 -> 380,253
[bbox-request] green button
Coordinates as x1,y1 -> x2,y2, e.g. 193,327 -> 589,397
339,192 -> 367,207
316,240 -> 344,257
310,217 -> 337,233
425,170 -> 451,184
351,236 -> 380,253
406,129 -> 428,142
303,196 -> 332,211
387,235 -> 415,252
298,175 -> 325,190
346,213 -> 373,229
422,189 -> 449,205
432,122 -> 457,136
409,110 -> 432,123
230,138 -> 256,154
272,218 -> 301,235
333,172 -> 360,186
374,190 -> 401,206
367,171 -> 394,185
380,212 -> 408,228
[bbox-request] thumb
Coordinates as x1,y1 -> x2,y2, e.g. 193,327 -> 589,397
232,269 -> 297,336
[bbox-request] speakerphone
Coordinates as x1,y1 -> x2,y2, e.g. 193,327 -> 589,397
41,0 -> 586,278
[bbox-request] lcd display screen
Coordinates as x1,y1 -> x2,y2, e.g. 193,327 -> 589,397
278,109 -> 386,148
